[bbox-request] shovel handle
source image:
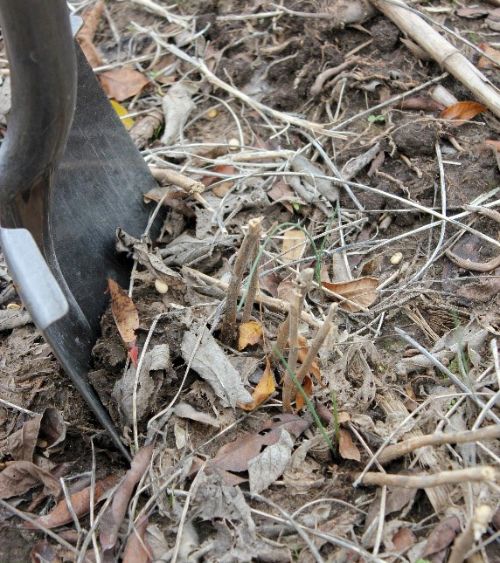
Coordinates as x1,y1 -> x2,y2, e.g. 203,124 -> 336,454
0,0 -> 76,209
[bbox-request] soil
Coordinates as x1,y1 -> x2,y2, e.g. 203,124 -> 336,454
0,1 -> 499,562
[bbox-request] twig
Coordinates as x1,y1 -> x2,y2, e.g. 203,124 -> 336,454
171,463 -> 206,563
449,505 -> 494,563
149,165 -> 212,210
283,289 -> 302,412
378,425 -> 500,464
444,249 -> 500,273
184,267 -> 321,327
0,499 -> 79,557
220,218 -> 262,344
241,242 -> 261,323
369,0 -> 500,117
296,304 -> 337,385
359,466 -> 498,488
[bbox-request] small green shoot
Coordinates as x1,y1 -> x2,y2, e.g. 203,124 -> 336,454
367,114 -> 385,124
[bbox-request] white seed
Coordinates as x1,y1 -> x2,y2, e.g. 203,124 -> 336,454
155,279 -> 169,294
390,252 -> 403,265
228,138 -> 240,150
206,108 -> 218,119
6,302 -> 20,310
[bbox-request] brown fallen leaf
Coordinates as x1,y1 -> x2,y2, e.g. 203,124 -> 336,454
99,67 -> 149,102
208,414 -> 310,477
76,0 -> 104,68
201,164 -> 235,197
238,320 -> 263,351
281,229 -> 307,264
338,429 -> 361,461
422,516 -> 461,557
399,96 -> 444,112
0,461 -> 60,500
123,515 -> 152,563
100,444 -> 154,551
25,474 -> 119,530
238,358 -> 276,411
391,527 -> 416,553
295,374 -> 313,411
478,43 -> 500,69
7,408 -> 66,462
322,277 -> 378,312
108,278 -> 139,365
440,101 -> 486,122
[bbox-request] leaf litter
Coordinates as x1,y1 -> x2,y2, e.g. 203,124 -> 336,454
0,0 -> 499,561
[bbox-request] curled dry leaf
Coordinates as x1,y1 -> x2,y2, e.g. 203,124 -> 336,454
99,67 -> 149,102
122,515 -> 152,563
100,444 -> 154,551
478,43 -> 500,69
422,516 -> 461,557
25,474 -> 119,530
202,164 -> 236,197
338,429 -> 361,461
76,0 -> 104,68
440,101 -> 486,121
107,278 -> 139,365
238,320 -> 263,351
0,461 -> 60,500
238,358 -> 276,411
322,277 -> 378,312
297,335 -> 321,383
295,374 -> 313,411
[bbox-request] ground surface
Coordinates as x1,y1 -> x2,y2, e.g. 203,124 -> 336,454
0,1 -> 499,562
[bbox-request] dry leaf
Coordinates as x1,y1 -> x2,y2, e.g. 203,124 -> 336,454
281,229 -> 307,264
108,279 -> 139,364
440,101 -> 486,121
422,516 -> 461,557
201,164 -> 235,197
322,277 -> 378,312
238,358 -> 276,411
123,515 -> 152,563
26,474 -> 119,530
338,429 -> 361,461
110,99 -> 134,130
478,43 -> 500,69
248,430 -> 293,494
0,461 -> 60,500
76,0 -> 104,68
160,82 -> 196,145
100,445 -> 154,551
238,321 -> 263,351
99,67 -> 149,102
295,374 -> 313,411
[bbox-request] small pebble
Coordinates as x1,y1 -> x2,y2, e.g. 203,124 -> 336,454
206,108 -> 218,119
155,279 -> 169,294
228,138 -> 240,151
390,252 -> 403,265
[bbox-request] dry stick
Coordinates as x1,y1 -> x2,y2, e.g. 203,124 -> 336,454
296,303 -> 338,386
273,316 -> 290,367
448,505 -> 494,563
184,267 -> 321,328
220,218 -> 262,344
378,425 -> 500,465
283,289 -> 302,412
369,0 -> 500,118
359,466 -> 498,489
148,165 -> 212,210
241,242 -> 261,323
